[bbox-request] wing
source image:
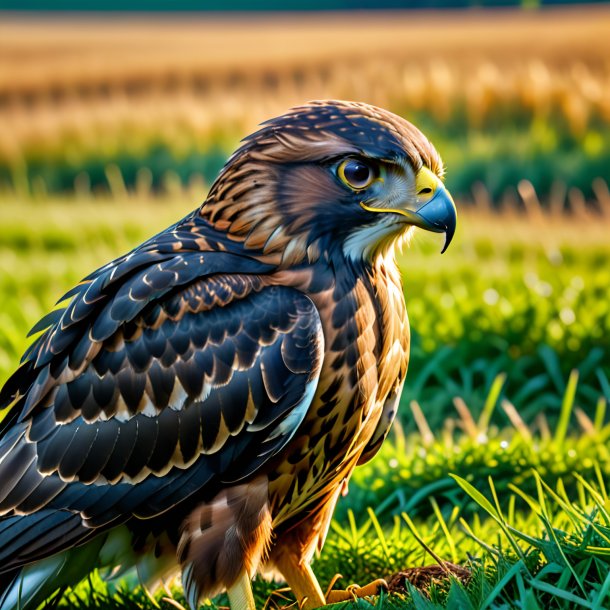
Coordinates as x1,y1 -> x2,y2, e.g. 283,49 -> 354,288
0,256 -> 323,571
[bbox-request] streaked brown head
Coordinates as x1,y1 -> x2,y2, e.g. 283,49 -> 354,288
200,100 -> 456,263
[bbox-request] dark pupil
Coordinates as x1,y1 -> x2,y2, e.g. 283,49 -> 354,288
345,161 -> 371,186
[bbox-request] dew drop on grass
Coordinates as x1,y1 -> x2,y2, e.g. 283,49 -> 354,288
483,288 -> 499,305
547,248 -> 563,266
440,293 -> 455,309
560,308 -> 575,325
537,281 -> 553,297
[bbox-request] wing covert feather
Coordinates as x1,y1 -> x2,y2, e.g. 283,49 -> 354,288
0,272 -> 323,569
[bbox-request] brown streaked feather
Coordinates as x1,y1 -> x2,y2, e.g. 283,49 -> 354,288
178,476 -> 272,601
262,245 -> 409,555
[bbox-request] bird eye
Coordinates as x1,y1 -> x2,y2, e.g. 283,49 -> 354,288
337,159 -> 376,190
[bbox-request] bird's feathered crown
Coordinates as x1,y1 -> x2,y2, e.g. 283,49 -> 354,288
237,100 -> 441,168
199,100 -> 443,264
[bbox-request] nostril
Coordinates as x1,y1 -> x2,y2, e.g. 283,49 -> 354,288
418,187 -> 433,195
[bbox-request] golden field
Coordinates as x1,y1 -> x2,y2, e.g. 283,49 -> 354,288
1,7 -> 609,199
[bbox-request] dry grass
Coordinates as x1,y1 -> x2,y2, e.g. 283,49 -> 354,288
1,7 -> 610,169
2,9 -> 610,94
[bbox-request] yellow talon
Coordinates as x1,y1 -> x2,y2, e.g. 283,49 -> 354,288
325,578 -> 388,604
324,573 -> 344,600
346,583 -> 361,602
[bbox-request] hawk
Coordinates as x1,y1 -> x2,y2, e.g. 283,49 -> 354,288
0,100 -> 456,609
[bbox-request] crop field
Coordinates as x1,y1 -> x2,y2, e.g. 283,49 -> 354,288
1,6 -> 610,610
1,8 -> 610,202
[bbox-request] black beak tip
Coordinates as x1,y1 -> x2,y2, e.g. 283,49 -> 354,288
414,187 -> 457,254
440,226 -> 455,254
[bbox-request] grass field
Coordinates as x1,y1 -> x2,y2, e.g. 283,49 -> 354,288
1,194 -> 609,608
2,6 -> 610,608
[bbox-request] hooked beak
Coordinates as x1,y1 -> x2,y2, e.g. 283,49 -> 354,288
360,166 -> 457,253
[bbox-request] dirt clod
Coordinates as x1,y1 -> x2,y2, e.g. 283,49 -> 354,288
386,562 -> 471,594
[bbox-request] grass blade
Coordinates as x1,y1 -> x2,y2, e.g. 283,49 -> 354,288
555,369 -> 579,446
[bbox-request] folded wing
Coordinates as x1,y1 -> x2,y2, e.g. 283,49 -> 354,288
0,247 -> 323,572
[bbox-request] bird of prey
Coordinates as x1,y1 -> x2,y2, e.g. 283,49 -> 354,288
0,100 -> 456,610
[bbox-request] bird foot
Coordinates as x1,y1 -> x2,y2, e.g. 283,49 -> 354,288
325,576 -> 388,604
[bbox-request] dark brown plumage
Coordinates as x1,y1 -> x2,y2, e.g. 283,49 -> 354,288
0,100 -> 456,609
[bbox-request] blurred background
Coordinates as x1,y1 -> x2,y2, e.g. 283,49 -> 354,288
1,1 -> 609,430
2,3 -> 610,607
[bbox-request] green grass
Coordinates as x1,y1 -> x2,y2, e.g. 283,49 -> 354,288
0,196 -> 609,608
51,393 -> 610,609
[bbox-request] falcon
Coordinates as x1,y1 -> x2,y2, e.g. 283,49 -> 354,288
0,100 -> 456,609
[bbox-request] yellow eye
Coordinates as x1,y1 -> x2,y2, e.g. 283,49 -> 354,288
337,159 -> 376,190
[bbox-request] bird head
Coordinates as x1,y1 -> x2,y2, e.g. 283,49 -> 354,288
200,100 -> 457,265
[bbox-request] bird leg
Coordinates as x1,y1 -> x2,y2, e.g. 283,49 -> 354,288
227,570 -> 256,610
276,552 -> 387,608
274,552 -> 326,609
